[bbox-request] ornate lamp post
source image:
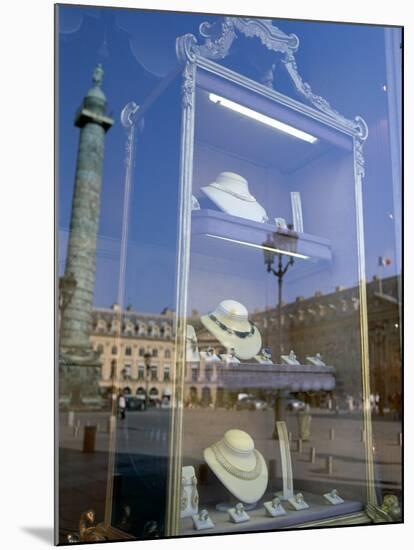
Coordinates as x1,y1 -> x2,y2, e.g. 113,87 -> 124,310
263,234 -> 295,439
144,352 -> 152,410
263,234 -> 294,357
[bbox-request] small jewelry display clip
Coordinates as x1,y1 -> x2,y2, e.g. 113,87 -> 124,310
323,489 -> 344,505
288,492 -> 310,511
192,509 -> 215,530
264,495 -> 287,517
228,502 -> 251,523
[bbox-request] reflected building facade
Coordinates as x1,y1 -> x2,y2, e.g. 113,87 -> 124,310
91,305 -> 175,403
89,275 -> 400,412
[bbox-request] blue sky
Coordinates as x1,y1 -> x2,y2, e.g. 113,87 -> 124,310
58,5 -> 401,314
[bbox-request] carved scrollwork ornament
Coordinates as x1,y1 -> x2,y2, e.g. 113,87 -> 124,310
233,18 -> 299,53
282,50 -> 368,139
121,101 -> 140,128
367,494 -> 402,523
176,33 -> 198,63
354,115 -> 369,141
197,18 -> 237,60
354,139 -> 366,178
67,509 -> 108,543
380,494 -> 402,521
176,17 -> 369,139
181,62 -> 196,109
195,17 -> 299,60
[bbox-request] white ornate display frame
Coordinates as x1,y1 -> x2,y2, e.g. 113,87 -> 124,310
118,15 -> 377,536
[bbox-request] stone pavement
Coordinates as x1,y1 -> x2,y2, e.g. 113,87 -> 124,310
58,408 -> 402,542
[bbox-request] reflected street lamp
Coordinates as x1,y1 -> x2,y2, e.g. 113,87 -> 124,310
144,352 -> 152,410
263,234 -> 295,439
263,234 -> 294,358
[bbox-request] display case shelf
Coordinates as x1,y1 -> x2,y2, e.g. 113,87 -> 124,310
217,362 -> 335,391
181,493 -> 363,535
192,209 -> 332,263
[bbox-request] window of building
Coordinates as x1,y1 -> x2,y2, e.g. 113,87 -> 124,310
111,345 -> 117,355
191,367 -> 199,382
165,349 -> 171,359
152,349 -> 158,358
138,366 -> 145,380
163,367 -> 170,382
151,366 -> 158,381
139,347 -> 145,357
125,346 -> 132,356
122,364 -> 131,380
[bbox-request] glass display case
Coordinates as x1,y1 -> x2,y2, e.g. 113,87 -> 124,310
108,18 -> 400,538
57,10 -> 402,544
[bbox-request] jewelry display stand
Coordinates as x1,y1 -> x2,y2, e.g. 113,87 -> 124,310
204,430 -> 268,506
281,351 -> 301,366
181,494 -> 364,535
192,510 -> 215,531
201,171 -> 268,223
200,350 -> 221,363
220,348 -> 241,365
274,217 -> 288,229
323,490 -> 345,506
254,349 -> 273,364
276,421 -> 294,501
216,498 -> 257,512
228,503 -> 251,523
180,466 -> 199,519
290,191 -> 304,233
288,493 -> 310,511
200,300 -> 262,360
264,497 -> 287,517
306,353 -> 326,367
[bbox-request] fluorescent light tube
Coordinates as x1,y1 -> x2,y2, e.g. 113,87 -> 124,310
206,233 -> 310,260
209,93 -> 318,144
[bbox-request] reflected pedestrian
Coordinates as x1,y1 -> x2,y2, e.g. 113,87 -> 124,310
119,392 -> 126,420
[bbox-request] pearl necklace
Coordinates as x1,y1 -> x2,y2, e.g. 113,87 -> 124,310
211,442 -> 262,481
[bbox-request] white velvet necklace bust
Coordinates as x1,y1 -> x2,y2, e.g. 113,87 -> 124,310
204,429 -> 268,504
201,172 -> 268,223
200,300 -> 262,361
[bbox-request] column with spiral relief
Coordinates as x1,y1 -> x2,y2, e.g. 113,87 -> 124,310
59,64 -> 114,407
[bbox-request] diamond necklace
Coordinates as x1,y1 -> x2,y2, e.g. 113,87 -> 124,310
209,182 -> 257,203
211,442 -> 262,481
